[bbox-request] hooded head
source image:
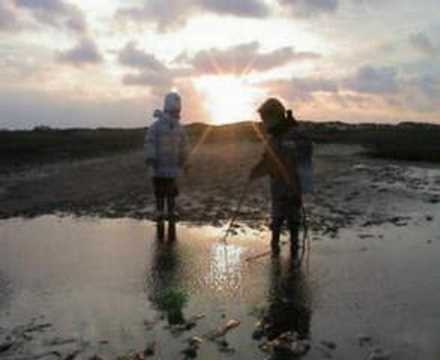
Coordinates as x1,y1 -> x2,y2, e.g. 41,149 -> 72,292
257,98 -> 287,134
163,92 -> 182,117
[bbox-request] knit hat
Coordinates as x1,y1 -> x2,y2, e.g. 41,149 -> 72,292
257,98 -> 286,132
164,92 -> 181,114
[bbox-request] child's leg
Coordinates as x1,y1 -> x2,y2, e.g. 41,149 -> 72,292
166,195 -> 175,219
168,220 -> 176,242
270,217 -> 284,254
153,177 -> 165,221
287,206 -> 301,255
271,228 -> 281,254
166,178 -> 179,221
156,195 -> 165,219
271,195 -> 285,254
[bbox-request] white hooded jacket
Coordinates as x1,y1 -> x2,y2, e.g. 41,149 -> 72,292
144,93 -> 188,178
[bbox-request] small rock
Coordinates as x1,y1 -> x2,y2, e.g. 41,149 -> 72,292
258,342 -> 272,353
291,340 -> 310,356
133,353 -> 144,360
143,320 -> 156,331
144,341 -> 156,357
0,342 -> 14,353
358,334 -> 372,346
184,322 -> 197,331
44,337 -> 77,346
368,348 -> 392,360
252,328 -> 264,340
188,336 -> 203,348
426,215 -> 433,221
89,355 -> 104,360
320,340 -> 337,350
64,349 -> 82,360
181,346 -> 197,358
427,240 -> 432,244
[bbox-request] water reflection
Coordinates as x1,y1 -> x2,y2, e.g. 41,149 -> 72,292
262,257 -> 312,341
205,244 -> 242,293
149,222 -> 187,324
156,220 -> 176,242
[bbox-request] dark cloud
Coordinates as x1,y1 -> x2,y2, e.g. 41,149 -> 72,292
200,0 -> 269,17
14,0 -> 87,33
278,0 -> 338,17
177,41 -> 321,75
0,84 -> 210,129
0,88 -> 149,129
118,42 -> 191,91
409,32 -> 437,57
122,71 -> 173,88
343,65 -> 399,94
116,0 -> 269,32
57,38 -> 103,66
118,42 -> 168,72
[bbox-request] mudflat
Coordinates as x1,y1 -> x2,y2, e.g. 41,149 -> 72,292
1,141 -> 440,359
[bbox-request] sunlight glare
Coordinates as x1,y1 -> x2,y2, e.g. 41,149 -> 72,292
194,76 -> 266,124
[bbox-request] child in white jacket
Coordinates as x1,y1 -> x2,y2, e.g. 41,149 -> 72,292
144,92 -> 188,221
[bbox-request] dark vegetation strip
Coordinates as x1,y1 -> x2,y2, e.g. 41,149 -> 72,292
1,121 -> 439,171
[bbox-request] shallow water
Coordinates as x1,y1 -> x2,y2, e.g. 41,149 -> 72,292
0,214 -> 439,359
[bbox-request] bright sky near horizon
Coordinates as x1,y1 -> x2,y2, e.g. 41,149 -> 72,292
1,0 -> 439,128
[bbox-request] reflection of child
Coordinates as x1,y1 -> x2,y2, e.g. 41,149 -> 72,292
249,98 -> 313,256
144,92 -> 188,221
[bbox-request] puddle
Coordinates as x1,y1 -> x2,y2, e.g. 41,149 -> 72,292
0,215 -> 440,359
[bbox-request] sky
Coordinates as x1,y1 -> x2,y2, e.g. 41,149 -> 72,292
1,0 -> 439,129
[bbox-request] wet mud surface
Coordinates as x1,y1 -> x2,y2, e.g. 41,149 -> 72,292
1,143 -> 440,359
0,213 -> 439,360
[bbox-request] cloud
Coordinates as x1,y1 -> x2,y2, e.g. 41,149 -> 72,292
0,84 -> 210,129
118,42 -> 191,91
200,0 -> 269,17
115,0 -> 269,32
278,0 -> 338,17
177,41 -> 321,75
343,65 -> 399,94
409,32 -> 437,57
14,0 -> 87,33
122,71 -> 173,88
0,1 -> 20,32
410,74 -> 440,101
56,38 -> 103,66
118,42 -> 168,72
261,76 -> 339,102
0,88 -> 151,129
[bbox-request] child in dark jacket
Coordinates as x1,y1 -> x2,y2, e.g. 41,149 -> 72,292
249,98 -> 313,256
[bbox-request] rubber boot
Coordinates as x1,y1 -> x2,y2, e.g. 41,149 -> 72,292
155,196 -> 165,222
168,220 -> 177,242
166,195 -> 176,222
271,229 -> 281,255
289,226 -> 300,258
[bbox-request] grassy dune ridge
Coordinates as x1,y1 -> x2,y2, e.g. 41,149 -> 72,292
1,121 -> 439,171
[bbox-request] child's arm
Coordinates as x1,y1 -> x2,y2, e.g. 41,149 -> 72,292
179,127 -> 189,169
144,123 -> 158,167
249,153 -> 270,181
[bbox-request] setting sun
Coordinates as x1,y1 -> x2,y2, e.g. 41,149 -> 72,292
194,76 -> 266,124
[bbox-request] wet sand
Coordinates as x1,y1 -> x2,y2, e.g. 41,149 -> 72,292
0,213 -> 439,360
1,142 -> 440,359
